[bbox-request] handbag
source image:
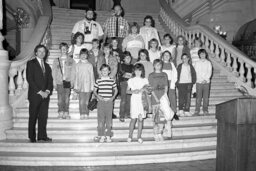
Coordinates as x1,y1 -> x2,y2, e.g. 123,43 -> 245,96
88,98 -> 98,111
153,105 -> 166,124
159,94 -> 174,121
58,58 -> 71,88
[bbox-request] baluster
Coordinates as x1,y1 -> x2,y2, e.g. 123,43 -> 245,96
188,31 -> 192,48
245,63 -> 253,88
201,33 -> 205,45
238,59 -> 246,82
210,39 -> 214,54
232,57 -> 239,77
205,36 -> 210,50
226,51 -> 232,72
215,44 -> 220,62
254,67 -> 256,88
23,65 -> 28,89
16,67 -> 24,95
220,47 -> 226,66
9,68 -> 17,96
178,26 -> 182,36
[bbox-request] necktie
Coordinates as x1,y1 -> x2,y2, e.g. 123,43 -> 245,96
115,17 -> 119,37
41,59 -> 45,74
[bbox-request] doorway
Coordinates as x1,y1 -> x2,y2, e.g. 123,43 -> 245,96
70,0 -> 96,10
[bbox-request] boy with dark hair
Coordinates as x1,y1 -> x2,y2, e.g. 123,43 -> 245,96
93,64 -> 118,143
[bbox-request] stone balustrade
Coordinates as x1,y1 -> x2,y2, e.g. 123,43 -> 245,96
7,0 -> 52,103
159,0 -> 256,96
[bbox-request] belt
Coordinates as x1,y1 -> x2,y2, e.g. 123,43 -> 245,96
84,42 -> 93,44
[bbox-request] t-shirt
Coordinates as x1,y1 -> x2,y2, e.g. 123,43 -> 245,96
148,72 -> 168,105
161,45 -> 176,57
119,63 -> 133,82
94,77 -> 117,99
148,49 -> 161,63
68,44 -> 88,63
179,64 -> 192,83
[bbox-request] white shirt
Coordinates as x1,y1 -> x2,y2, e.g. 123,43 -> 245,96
72,19 -> 104,42
36,57 -> 44,70
148,49 -> 161,63
161,45 -> 176,57
194,59 -> 212,83
68,44 -> 88,63
179,64 -> 192,83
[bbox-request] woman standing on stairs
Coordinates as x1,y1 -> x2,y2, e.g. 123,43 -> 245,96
174,35 -> 191,66
52,42 -> 75,119
140,15 -> 161,50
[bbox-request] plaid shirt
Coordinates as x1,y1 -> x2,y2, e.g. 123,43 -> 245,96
103,16 -> 129,38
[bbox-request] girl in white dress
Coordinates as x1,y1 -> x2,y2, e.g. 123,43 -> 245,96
127,63 -> 149,143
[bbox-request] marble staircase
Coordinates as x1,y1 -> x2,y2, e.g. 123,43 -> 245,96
0,7 -> 242,166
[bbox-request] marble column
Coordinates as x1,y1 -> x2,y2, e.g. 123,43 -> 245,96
0,0 -> 13,140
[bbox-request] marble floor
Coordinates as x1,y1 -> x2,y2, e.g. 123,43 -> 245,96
0,159 -> 215,171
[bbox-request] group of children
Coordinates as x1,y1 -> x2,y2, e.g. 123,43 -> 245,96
52,29 -> 213,143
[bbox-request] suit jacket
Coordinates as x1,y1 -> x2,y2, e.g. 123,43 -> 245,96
26,58 -> 53,100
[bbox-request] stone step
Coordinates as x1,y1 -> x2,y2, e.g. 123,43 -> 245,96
6,125 -> 216,140
0,136 -> 216,152
0,146 -> 216,166
13,115 -> 217,129
33,96 -> 239,107
14,106 -> 216,119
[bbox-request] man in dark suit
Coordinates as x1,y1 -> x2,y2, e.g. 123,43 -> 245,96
26,44 -> 53,143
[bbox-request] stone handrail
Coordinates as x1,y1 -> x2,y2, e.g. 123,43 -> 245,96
160,0 -> 256,95
8,0 -> 52,105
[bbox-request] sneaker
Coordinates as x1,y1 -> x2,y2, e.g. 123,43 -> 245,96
138,138 -> 143,144
158,134 -> 164,141
154,135 -> 159,142
193,111 -> 200,116
80,115 -> 85,120
119,118 -> 125,122
99,136 -> 105,143
203,111 -> 209,115
177,110 -> 184,117
62,112 -> 71,119
57,112 -> 63,119
106,136 -> 112,143
94,136 -> 100,142
85,115 -> 89,120
127,137 -> 132,142
184,111 -> 192,117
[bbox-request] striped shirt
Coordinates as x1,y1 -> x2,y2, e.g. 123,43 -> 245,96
94,77 -> 117,99
103,16 -> 129,38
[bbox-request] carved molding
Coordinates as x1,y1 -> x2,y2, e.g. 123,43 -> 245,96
13,8 -> 30,29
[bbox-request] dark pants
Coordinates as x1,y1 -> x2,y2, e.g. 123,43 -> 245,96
119,81 -> 131,118
168,88 -> 177,113
195,83 -> 210,112
97,100 -> 113,136
177,83 -> 192,112
56,84 -> 71,113
78,92 -> 91,115
28,95 -> 50,140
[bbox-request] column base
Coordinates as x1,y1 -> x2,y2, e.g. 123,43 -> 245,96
0,106 -> 13,140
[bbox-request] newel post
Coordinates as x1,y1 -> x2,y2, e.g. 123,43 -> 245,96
0,0 -> 13,140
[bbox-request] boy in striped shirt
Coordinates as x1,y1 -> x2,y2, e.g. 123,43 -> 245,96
93,64 -> 118,143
